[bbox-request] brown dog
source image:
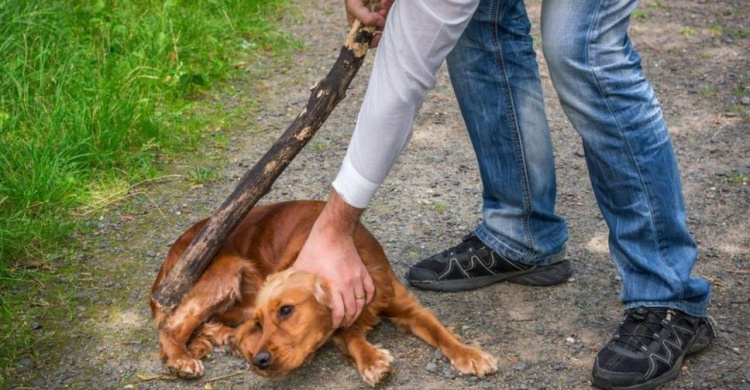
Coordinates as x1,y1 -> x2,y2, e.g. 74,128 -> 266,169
151,201 -> 497,386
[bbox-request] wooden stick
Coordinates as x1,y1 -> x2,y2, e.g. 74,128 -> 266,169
203,371 -> 244,384
151,21 -> 376,312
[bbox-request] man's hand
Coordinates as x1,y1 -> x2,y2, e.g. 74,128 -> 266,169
344,0 -> 395,47
293,189 -> 375,328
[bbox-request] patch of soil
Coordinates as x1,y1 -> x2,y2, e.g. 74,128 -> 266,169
9,0 -> 747,389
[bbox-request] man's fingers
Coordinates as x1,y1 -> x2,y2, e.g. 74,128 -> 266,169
353,283 -> 367,320
380,0 -> 395,10
370,31 -> 382,48
347,2 -> 385,28
341,286 -> 358,327
363,273 -> 375,304
331,290 -> 345,329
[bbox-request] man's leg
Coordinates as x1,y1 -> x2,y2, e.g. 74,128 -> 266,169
407,0 -> 571,291
541,0 -> 713,388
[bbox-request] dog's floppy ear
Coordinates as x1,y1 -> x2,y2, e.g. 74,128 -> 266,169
313,276 -> 332,310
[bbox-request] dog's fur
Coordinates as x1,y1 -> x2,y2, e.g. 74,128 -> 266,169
151,201 -> 497,386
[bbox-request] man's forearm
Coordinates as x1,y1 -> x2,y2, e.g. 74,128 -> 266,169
331,0 -> 479,209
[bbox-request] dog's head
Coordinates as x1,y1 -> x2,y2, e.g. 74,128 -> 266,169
234,269 -> 333,377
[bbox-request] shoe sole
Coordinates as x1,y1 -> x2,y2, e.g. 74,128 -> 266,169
407,259 -> 573,292
591,319 -> 716,390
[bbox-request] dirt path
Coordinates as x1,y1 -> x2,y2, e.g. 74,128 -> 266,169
10,0 -> 748,389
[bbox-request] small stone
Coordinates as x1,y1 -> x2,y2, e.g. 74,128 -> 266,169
535,326 -> 545,335
443,368 -> 454,378
16,357 -> 34,371
433,349 -> 443,360
574,150 -> 585,158
426,362 -> 437,373
566,337 -> 575,343
31,322 -> 42,330
740,96 -> 750,105
130,287 -> 142,300
514,362 -> 528,371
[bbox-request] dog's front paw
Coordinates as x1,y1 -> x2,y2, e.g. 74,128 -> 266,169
167,356 -> 204,378
449,346 -> 497,377
360,347 -> 394,387
188,337 -> 213,359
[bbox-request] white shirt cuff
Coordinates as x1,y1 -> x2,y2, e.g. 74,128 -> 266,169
332,157 -> 380,209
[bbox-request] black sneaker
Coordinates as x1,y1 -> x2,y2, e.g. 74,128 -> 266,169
592,307 -> 716,390
406,233 -> 572,292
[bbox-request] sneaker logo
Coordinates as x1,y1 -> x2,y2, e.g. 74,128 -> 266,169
494,252 -> 525,271
438,255 -> 497,280
645,324 -> 693,378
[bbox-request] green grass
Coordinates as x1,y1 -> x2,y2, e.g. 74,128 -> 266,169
187,166 -> 222,185
725,172 -> 747,184
632,10 -> 653,20
0,0 -> 295,383
700,86 -> 718,98
680,26 -> 697,38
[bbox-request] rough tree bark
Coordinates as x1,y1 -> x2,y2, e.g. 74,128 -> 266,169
151,21 -> 376,313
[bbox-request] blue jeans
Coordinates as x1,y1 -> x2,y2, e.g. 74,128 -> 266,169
445,0 -> 711,316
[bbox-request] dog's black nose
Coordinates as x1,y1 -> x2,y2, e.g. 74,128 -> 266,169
252,351 -> 272,370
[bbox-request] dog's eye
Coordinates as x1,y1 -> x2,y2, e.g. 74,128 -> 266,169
278,305 -> 294,319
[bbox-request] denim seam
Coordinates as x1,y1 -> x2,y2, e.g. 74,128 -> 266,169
624,301 -> 707,318
476,224 -> 525,260
587,0 -> 684,299
476,224 -> 567,266
490,0 -> 535,257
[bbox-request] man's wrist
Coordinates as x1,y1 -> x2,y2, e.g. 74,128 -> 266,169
316,188 -> 364,235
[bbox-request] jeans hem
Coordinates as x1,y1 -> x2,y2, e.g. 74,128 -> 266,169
625,301 -> 708,318
474,224 -> 568,266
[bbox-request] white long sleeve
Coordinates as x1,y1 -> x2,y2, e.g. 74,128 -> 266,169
332,0 -> 479,208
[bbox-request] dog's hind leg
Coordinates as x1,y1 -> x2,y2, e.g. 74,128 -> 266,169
332,329 -> 394,387
159,299 -> 210,378
158,253 -> 252,378
384,282 -> 498,377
